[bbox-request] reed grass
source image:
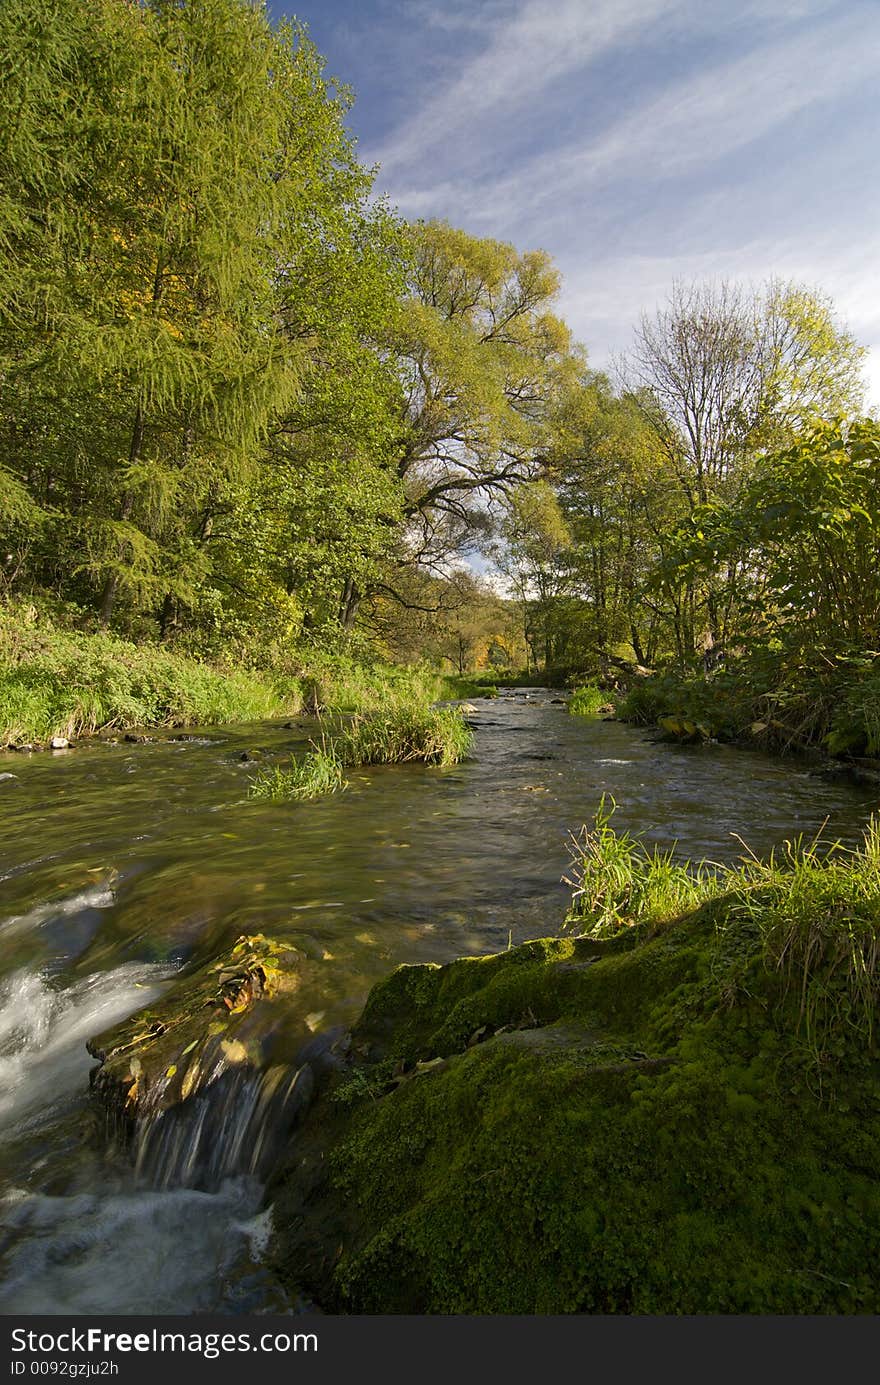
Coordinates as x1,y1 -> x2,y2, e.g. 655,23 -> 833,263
568,685 -> 611,717
249,704 -> 473,801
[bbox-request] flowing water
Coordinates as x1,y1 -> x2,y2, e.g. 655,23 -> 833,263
0,689 -> 877,1313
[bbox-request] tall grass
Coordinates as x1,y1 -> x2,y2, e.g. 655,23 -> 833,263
563,796 -> 721,933
249,739 -> 347,802
565,798 -> 880,1068
249,705 -> 473,801
0,615 -> 284,743
0,604 -> 450,743
295,656 -> 446,716
568,684 -> 612,717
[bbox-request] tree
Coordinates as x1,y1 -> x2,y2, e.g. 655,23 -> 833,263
493,481 -> 575,673
624,278 -> 866,656
0,0 -> 400,636
377,221 -> 579,593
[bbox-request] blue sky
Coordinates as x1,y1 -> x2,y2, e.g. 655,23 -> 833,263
268,0 -> 880,403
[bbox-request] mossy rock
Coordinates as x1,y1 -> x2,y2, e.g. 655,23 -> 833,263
270,917 -> 880,1313
88,933 -> 307,1128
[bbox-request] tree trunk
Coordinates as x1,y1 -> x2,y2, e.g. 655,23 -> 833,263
338,577 -> 361,630
159,593 -> 177,640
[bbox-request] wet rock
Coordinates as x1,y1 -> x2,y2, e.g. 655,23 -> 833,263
0,771 -> 18,782
87,934 -> 312,1129
50,736 -> 70,750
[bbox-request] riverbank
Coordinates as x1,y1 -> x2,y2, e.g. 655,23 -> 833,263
613,660 -> 880,769
269,815 -> 880,1313
2,691 -> 877,1313
0,601 -> 472,748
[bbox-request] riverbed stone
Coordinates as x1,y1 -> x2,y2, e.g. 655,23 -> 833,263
270,912 -> 880,1314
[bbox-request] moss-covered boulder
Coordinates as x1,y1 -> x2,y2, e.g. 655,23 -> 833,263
270,913 -> 880,1313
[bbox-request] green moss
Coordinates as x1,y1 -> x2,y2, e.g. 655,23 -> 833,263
272,901 -> 880,1314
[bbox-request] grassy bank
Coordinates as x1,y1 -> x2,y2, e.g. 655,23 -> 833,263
616,656 -> 880,761
0,601 -> 449,745
271,809 -> 880,1313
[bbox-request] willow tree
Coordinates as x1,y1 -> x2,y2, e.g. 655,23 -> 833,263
0,0 -> 392,629
346,220 -> 580,626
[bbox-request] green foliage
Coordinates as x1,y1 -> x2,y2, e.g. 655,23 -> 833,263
568,684 -> 609,717
0,0 -> 404,638
564,796 -> 720,934
0,602 -> 283,741
565,799 -> 880,1068
249,701 -> 472,800
388,221 -> 579,576
341,705 -> 472,768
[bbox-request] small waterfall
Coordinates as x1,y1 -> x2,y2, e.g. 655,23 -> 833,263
132,1061 -> 315,1189
0,964 -> 167,1134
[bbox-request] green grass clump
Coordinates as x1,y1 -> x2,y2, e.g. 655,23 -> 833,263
340,705 -> 472,768
563,796 -> 720,934
249,704 -> 472,801
568,684 -> 610,717
248,741 -> 347,802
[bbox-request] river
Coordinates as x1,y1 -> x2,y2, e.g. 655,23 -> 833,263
0,689 -> 876,1313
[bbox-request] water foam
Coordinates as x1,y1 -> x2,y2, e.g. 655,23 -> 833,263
0,1178 -> 282,1314
0,884 -> 116,938
0,964 -> 169,1134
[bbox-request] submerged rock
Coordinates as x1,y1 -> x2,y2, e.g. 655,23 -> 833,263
87,934 -> 306,1124
270,916 -> 880,1314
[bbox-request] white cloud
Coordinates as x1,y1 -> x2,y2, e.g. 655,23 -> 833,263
555,234 -> 880,406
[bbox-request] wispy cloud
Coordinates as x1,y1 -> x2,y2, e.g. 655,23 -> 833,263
375,3 -> 879,233
365,0 -> 680,180
358,0 -> 880,401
